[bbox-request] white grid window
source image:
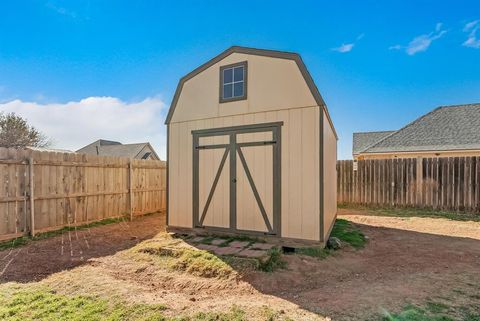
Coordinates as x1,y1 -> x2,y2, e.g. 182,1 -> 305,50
222,65 -> 245,100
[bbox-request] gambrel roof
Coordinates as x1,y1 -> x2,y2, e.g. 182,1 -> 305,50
164,46 -> 337,139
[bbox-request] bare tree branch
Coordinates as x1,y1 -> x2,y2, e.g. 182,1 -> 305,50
0,112 -> 52,148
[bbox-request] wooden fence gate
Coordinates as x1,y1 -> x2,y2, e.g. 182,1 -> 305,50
0,147 -> 166,241
337,157 -> 480,213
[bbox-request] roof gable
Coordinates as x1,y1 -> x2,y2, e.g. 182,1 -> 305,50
363,103 -> 480,153
164,46 -> 337,139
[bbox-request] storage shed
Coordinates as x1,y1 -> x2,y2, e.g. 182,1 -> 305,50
165,46 -> 337,245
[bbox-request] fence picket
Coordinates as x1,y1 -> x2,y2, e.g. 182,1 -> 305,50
338,157 -> 480,214
0,148 -> 166,241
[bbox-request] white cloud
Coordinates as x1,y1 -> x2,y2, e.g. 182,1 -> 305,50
332,43 -> 355,53
46,1 -> 78,19
0,96 -> 167,159
390,23 -> 447,55
463,20 -> 480,49
332,33 -> 365,53
388,44 -> 402,50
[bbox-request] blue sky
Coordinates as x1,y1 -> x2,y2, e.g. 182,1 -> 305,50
0,1 -> 479,159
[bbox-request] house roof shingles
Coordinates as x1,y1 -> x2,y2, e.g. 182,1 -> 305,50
353,131 -> 395,155
76,139 -> 160,159
94,143 -> 149,158
362,103 -> 480,154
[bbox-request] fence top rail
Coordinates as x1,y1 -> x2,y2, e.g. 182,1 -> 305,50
0,147 -> 166,168
0,159 -> 28,165
0,158 -> 166,169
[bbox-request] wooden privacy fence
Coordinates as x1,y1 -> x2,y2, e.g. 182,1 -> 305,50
337,157 -> 480,213
0,147 -> 166,241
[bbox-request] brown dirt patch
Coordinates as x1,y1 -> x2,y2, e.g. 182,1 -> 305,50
246,209 -> 480,319
0,214 -> 164,282
341,207 -> 480,240
1,209 -> 480,320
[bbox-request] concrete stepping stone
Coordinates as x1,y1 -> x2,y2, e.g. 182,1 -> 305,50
213,246 -> 242,255
191,236 -> 205,243
210,239 -> 227,246
237,249 -> 267,258
250,243 -> 275,250
196,244 -> 218,252
229,241 -> 250,248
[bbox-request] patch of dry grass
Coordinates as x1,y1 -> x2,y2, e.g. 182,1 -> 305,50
0,283 -> 168,321
132,235 -> 234,278
0,229 -> 326,321
138,244 -> 235,279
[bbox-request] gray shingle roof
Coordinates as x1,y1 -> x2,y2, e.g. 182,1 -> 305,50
94,143 -> 149,158
353,131 -> 395,155
76,139 -> 160,159
362,103 -> 480,154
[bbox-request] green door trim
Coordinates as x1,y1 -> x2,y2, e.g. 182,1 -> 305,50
192,122 -> 282,236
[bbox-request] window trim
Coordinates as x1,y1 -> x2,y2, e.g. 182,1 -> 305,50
219,61 -> 248,103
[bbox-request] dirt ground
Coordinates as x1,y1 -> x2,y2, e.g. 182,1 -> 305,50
1,209 -> 480,320
0,216 -> 163,282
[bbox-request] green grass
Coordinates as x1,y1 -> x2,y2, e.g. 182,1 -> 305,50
257,248 -> 286,272
139,235 -> 285,275
0,217 -> 130,251
295,246 -> 333,259
0,285 -> 256,321
339,203 -> 480,222
331,218 -> 367,249
139,242 -> 285,275
190,305 -> 246,321
0,286 -> 168,321
383,302 -> 480,321
295,218 -> 366,259
138,244 -> 236,278
170,248 -> 235,278
0,285 -> 289,321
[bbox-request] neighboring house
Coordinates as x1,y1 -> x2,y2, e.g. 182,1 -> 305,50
165,46 -> 338,246
353,103 -> 480,160
77,139 -> 160,160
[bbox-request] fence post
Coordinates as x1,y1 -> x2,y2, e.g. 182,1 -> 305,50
416,156 -> 423,206
128,159 -> 134,221
28,157 -> 35,237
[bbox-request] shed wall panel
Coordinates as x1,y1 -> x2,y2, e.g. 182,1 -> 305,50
168,106 -> 320,241
323,109 -> 338,240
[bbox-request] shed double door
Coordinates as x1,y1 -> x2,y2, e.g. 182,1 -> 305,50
193,123 -> 281,235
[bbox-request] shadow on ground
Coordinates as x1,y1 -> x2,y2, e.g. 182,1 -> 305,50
1,210 -> 480,321
240,219 -> 480,320
0,213 -> 166,283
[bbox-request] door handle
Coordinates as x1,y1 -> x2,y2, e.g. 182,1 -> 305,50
232,178 -> 237,183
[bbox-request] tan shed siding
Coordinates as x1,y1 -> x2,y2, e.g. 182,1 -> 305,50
171,53 -> 317,123
322,109 -> 337,240
198,140 -> 230,228
168,106 -> 320,241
